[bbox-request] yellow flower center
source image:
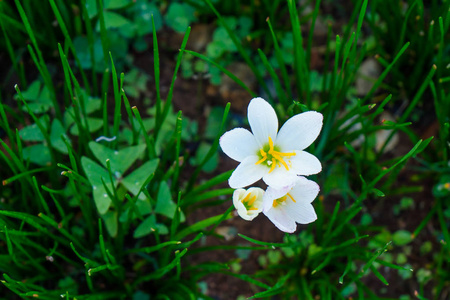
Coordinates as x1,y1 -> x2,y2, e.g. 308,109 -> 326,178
272,193 -> 296,208
255,136 -> 296,173
241,193 -> 259,211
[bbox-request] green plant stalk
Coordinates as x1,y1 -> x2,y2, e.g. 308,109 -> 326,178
13,0 -> 60,119
266,17 -> 291,100
257,49 -> 288,107
110,54 -> 121,148
377,65 -> 436,156
121,90 -> 139,145
203,0 -> 271,101
185,50 -> 255,96
80,0 -> 98,94
0,15 -> 26,88
156,26 -> 191,140
132,106 -> 156,158
173,111 -> 183,191
48,0 -> 90,95
152,15 -> 162,127
287,0 -> 310,105
306,0 -> 322,67
186,102 -> 230,191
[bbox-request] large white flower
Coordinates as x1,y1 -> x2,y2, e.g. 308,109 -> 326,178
220,97 -> 323,189
232,187 -> 264,221
263,176 -> 319,233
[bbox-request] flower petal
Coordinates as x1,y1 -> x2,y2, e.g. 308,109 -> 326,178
248,97 -> 279,147
264,207 -> 296,233
276,111 -> 323,151
220,128 -> 259,162
228,155 -> 268,188
280,202 -> 317,224
262,178 -> 298,212
233,188 -> 264,221
262,166 -> 298,189
289,177 -> 320,204
289,151 -> 322,176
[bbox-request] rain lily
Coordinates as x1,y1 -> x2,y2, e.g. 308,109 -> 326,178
232,187 -> 264,221
220,97 -> 323,189
263,176 -> 319,233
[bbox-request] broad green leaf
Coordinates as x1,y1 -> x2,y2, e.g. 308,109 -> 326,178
155,181 -> 176,219
15,80 -> 52,113
105,0 -> 132,9
98,11 -> 130,30
165,3 -> 197,33
155,182 -> 184,222
88,141 -> 146,176
81,156 -> 118,214
119,198 -> 152,222
23,144 -> 51,166
101,210 -> 118,237
122,159 -> 159,198
191,142 -> 219,173
85,0 -> 98,18
392,230 -> 412,246
50,119 -> 70,154
19,116 -> 49,142
70,117 -> 103,135
134,2 -> 162,36
134,214 -> 168,238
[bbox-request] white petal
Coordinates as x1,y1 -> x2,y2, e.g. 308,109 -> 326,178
276,111 -> 323,151
228,156 -> 268,188
289,177 -> 320,204
264,207 -> 296,233
289,151 -> 322,176
262,166 -> 298,189
281,202 -> 317,224
220,128 -> 259,162
248,97 -> 279,147
233,188 -> 264,221
262,179 -> 299,212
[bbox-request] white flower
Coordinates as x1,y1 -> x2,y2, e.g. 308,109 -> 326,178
220,97 -> 323,189
263,177 -> 319,233
232,187 -> 264,221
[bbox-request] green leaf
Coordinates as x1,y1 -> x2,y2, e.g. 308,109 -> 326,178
70,117 -> 103,135
15,80 -> 52,113
50,119 -> 70,154
23,144 -> 51,166
191,142 -> 218,173
106,0 -> 132,9
19,116 -> 49,141
119,198 -> 152,222
81,156 -> 118,214
165,3 -> 197,33
134,214 -> 168,238
89,141 -> 146,176
122,159 -> 159,198
100,11 -> 130,29
155,181 -> 185,221
101,210 -> 118,237
392,230 -> 412,246
134,2 -> 162,36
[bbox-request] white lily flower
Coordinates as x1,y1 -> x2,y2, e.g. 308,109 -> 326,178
233,187 -> 264,221
220,97 -> 323,189
263,176 -> 319,233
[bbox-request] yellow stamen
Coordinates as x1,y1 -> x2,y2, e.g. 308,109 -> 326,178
246,195 -> 257,207
287,193 -> 296,203
272,193 -> 296,208
255,136 -> 297,172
